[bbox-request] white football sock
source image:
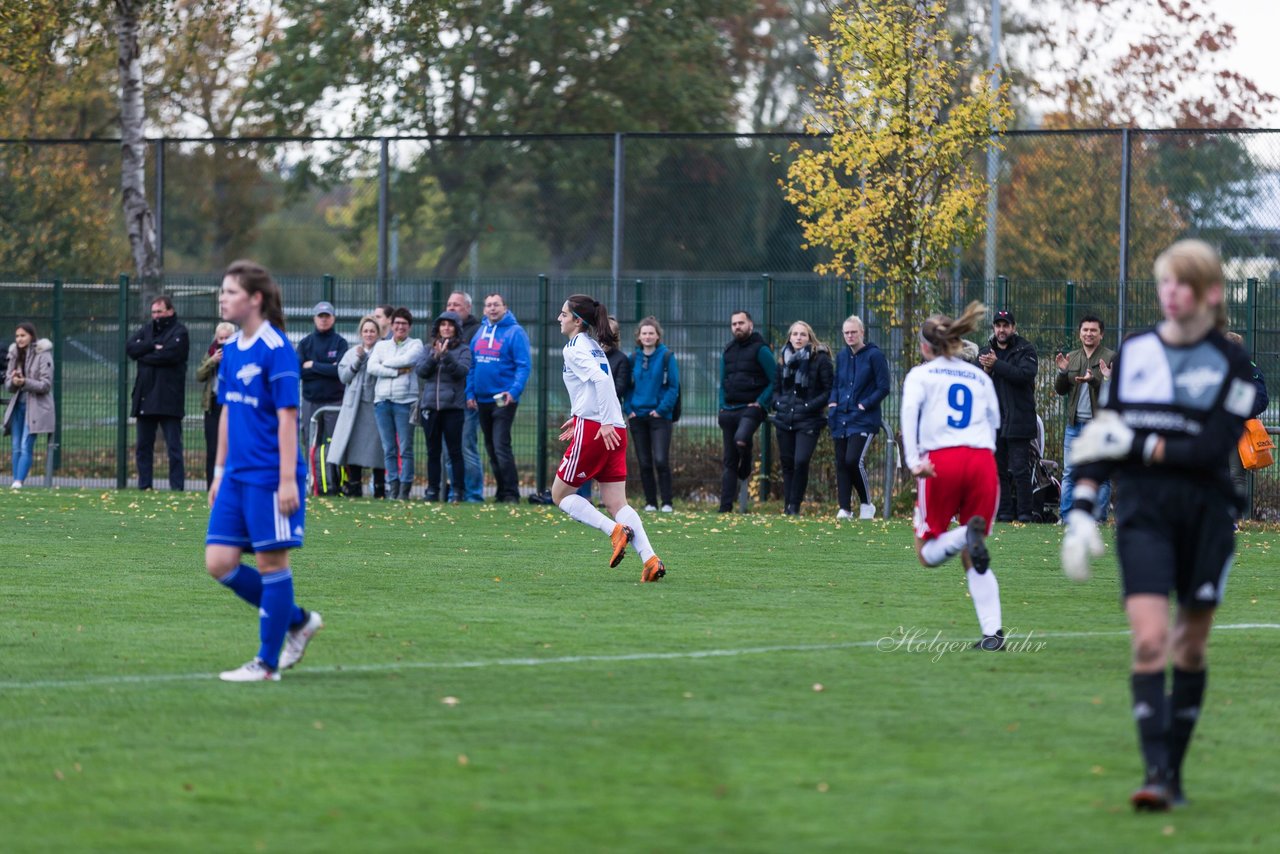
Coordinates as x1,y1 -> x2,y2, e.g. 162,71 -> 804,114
613,505 -> 655,562
558,494 -> 616,535
919,527 -> 969,566
966,567 -> 1003,636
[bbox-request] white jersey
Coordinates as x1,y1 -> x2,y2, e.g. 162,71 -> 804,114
563,333 -> 626,428
900,355 -> 1000,470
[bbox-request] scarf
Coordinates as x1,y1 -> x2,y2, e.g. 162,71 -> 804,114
782,344 -> 812,387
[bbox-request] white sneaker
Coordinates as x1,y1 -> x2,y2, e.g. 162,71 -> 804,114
835,508 -> 853,520
279,610 -> 324,671
11,480 -> 22,489
661,504 -> 674,513
859,503 -> 877,520
644,504 -> 658,512
219,657 -> 280,682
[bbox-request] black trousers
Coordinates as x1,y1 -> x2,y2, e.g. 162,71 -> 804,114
137,415 -> 184,491
478,401 -> 521,501
423,408 -> 466,498
777,427 -> 821,509
203,406 -> 221,489
718,406 -> 765,511
630,415 -> 674,506
834,432 -> 873,510
995,435 -> 1034,520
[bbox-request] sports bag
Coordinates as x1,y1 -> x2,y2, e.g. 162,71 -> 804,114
1238,418 -> 1275,471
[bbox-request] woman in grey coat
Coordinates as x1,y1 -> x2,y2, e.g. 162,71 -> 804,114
415,310 -> 473,501
329,316 -> 385,497
4,322 -> 55,488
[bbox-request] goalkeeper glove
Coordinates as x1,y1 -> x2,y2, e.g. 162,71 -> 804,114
1068,410 -> 1157,466
1060,509 -> 1104,582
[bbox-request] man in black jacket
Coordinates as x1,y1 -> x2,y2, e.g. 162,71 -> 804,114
978,309 -> 1038,521
718,310 -> 775,512
298,301 -> 349,493
127,296 -> 190,490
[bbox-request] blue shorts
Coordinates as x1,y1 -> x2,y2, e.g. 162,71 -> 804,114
206,474 -> 306,552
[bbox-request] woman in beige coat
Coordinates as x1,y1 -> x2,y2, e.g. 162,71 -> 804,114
4,322 -> 55,488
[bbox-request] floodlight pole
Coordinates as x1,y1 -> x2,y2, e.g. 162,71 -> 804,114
611,133 -> 625,311
983,0 -> 1002,305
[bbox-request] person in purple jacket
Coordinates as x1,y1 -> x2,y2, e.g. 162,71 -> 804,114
828,315 -> 891,519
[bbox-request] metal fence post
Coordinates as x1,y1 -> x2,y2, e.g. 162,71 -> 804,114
1118,128 -> 1132,341
377,138 -> 389,306
757,274 -> 774,507
536,274 -> 550,496
117,274 -> 130,489
611,133 -> 625,312
154,140 -> 165,270
997,275 -> 1008,310
633,278 -> 644,323
323,274 -> 335,306
46,278 -> 64,486
1247,277 -> 1259,518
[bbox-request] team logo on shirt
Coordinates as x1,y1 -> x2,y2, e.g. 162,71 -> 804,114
1174,366 -> 1224,399
236,363 -> 264,385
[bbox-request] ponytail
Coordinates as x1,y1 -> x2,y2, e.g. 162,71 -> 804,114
920,301 -> 986,358
566,293 -> 617,348
225,259 -> 286,330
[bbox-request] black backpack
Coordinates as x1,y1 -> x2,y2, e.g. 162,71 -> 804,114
663,350 -> 682,423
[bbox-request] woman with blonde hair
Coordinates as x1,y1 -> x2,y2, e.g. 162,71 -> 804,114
771,320 -> 833,515
330,316 -> 386,497
1062,239 -> 1257,810
828,314 -> 891,519
197,321 -> 237,489
625,316 -> 679,511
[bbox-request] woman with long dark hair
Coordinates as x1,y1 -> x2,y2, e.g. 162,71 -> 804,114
4,321 -> 54,488
415,311 -> 472,501
553,294 -> 665,582
204,260 -> 322,681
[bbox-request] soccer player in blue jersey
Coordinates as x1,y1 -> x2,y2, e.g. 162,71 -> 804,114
205,260 -> 323,682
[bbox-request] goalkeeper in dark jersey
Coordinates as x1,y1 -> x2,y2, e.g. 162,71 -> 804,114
1060,239 -> 1257,812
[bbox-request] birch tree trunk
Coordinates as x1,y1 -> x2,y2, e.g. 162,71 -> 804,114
115,0 -> 161,311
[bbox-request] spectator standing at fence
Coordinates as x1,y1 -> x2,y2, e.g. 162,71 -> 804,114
1224,331 -> 1269,520
828,315 -> 891,520
416,310 -> 472,502
331,316 -> 386,497
297,301 -> 349,494
127,296 -> 190,491
1055,315 -> 1116,521
368,308 -> 423,500
4,323 -> 54,489
466,293 -> 531,503
444,291 -> 484,503
718,310 -> 774,512
627,317 -> 679,512
978,309 -> 1038,522
196,322 -> 236,490
772,321 -> 833,516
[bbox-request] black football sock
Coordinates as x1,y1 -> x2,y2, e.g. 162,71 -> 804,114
1167,667 -> 1207,782
1130,671 -> 1169,781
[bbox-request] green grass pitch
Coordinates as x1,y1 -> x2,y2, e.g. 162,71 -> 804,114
2,490 -> 1278,852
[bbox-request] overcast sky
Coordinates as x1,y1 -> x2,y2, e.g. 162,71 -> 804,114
1212,0 -> 1280,106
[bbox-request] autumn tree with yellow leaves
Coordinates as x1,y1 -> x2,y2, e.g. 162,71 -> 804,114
783,0 -> 1011,355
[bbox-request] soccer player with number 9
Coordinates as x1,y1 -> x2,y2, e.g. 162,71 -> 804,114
900,302 -> 1006,650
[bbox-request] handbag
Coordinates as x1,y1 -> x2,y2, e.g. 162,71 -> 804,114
409,401 -> 422,427
1238,418 -> 1275,471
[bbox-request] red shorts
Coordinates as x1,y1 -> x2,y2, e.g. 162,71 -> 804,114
913,446 -> 999,541
557,417 -> 628,486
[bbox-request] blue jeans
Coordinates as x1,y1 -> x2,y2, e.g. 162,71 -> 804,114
9,397 -> 35,482
1060,423 -> 1112,521
374,400 -> 415,487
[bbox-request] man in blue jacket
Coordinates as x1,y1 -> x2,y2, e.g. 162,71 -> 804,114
827,315 -> 891,519
718,310 -> 774,512
297,301 -> 349,494
466,293 -> 532,503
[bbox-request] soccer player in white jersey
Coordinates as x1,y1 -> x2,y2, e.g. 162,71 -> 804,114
900,301 -> 1006,650
553,294 -> 666,582
205,260 -> 323,681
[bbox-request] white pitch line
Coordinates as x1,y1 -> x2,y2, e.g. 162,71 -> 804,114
2,624 -> 1278,692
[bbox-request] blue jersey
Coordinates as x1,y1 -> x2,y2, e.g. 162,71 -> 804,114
217,322 -> 306,482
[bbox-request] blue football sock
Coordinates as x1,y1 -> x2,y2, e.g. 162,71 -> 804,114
258,569 -> 296,670
220,564 -> 262,606
220,564 -> 305,626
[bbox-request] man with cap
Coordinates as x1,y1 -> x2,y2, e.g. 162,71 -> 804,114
978,309 -> 1039,522
298,301 -> 350,493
